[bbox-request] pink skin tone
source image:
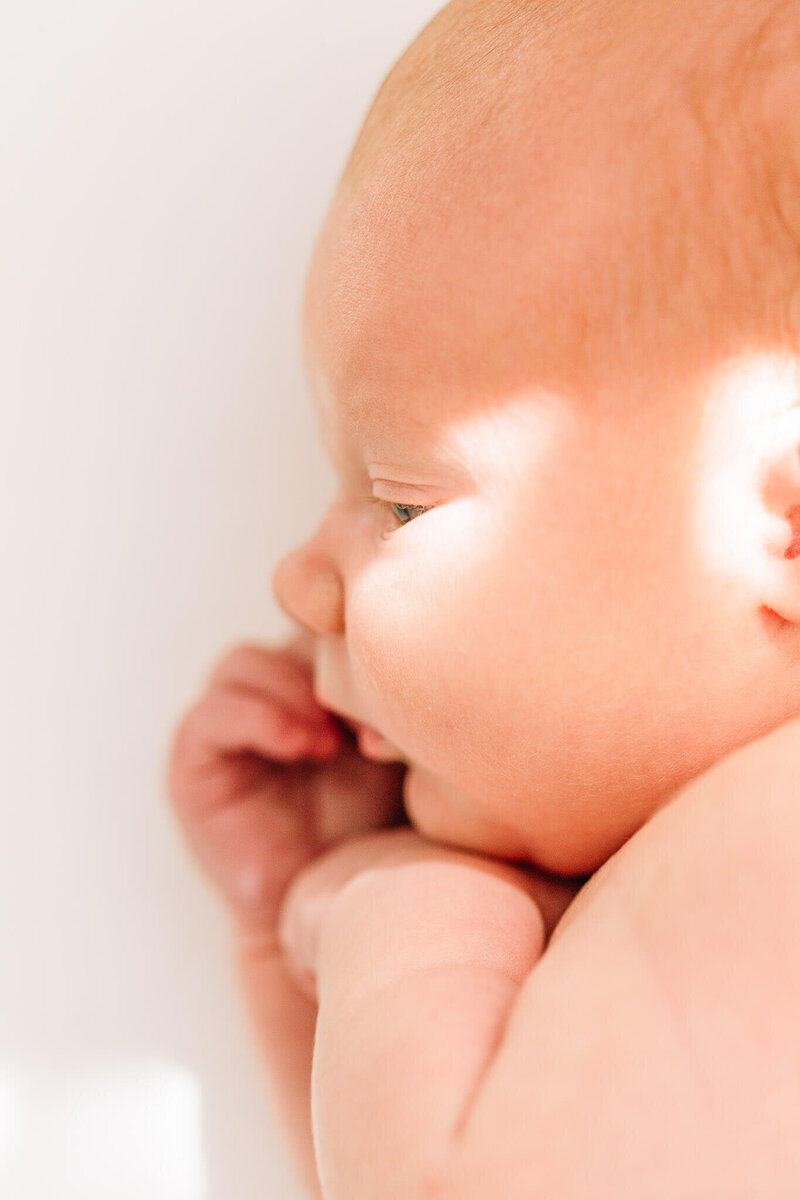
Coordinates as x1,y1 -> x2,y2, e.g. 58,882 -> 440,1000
270,0 -> 800,879
168,0 -> 800,1195
272,326 -> 800,879
277,728 -> 800,1199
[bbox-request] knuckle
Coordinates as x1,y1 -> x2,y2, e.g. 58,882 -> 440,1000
207,641 -> 313,704
169,696 -> 207,748
205,645 -> 241,686
207,640 -> 273,685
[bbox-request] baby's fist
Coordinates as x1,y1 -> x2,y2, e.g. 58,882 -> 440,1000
165,636 -> 405,935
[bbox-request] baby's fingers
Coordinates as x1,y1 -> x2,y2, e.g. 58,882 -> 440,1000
206,641 -> 333,730
168,688 -> 339,817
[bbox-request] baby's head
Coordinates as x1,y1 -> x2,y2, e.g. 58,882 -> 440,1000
273,0 -> 800,875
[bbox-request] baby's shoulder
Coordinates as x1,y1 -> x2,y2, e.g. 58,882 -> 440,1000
448,721 -> 800,1196
563,715 -> 800,938
590,715 -> 800,987
452,721 -> 800,1196
553,718 -> 800,1168
626,713 -> 800,920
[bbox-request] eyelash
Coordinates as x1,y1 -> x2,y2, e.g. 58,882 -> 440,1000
369,497 -> 432,529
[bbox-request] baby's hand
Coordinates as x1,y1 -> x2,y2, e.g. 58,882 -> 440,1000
165,634 -> 405,1199
276,826 -> 579,1198
279,825 -> 577,999
166,633 -> 405,936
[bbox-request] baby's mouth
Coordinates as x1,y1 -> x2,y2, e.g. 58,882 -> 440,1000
354,722 -> 405,763
333,712 -> 405,763
317,692 -> 407,764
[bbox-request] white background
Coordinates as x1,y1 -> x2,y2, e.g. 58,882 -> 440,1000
0,2 -> 439,1196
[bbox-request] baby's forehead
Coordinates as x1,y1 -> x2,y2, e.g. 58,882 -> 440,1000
303,141 -> 681,419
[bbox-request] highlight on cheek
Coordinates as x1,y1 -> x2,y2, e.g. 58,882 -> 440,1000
363,401 -> 565,538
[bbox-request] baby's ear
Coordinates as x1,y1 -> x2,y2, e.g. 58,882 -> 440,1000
759,380 -> 800,624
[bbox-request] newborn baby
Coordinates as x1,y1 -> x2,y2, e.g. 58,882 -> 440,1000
167,0 -> 800,1195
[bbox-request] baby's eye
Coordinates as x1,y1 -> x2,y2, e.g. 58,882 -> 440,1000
388,501 -> 430,525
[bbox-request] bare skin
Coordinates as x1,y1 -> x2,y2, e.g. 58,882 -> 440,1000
166,637 -> 579,1197
167,0 -> 800,1194
278,718 -> 800,1198
167,643 -> 800,1198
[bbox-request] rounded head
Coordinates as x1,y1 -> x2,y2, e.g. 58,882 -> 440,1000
274,0 -> 800,874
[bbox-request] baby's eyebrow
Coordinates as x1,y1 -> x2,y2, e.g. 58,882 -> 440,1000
367,451 -> 469,481
326,380 -> 493,481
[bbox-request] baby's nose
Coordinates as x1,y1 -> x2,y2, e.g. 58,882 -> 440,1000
272,538 -> 345,638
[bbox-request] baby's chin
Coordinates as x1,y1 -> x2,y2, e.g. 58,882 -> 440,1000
402,763 -> 624,878
402,763 -> 534,864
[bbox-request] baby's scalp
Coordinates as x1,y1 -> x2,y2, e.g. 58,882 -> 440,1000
307,0 -> 800,405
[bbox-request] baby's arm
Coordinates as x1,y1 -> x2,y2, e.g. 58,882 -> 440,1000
279,828 -> 578,1199
281,719 -> 800,1199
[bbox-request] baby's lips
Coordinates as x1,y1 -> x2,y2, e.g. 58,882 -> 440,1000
355,723 -> 405,763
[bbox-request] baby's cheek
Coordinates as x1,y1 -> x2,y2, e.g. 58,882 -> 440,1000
346,543 -> 532,760
346,577 -> 555,860
346,577 -> 471,750
347,602 -> 443,724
